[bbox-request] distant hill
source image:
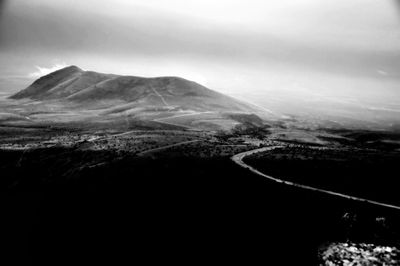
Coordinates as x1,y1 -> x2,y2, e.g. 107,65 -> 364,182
10,66 -> 261,113
8,66 -> 275,130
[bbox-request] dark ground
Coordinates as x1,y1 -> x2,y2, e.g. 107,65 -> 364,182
3,147 -> 400,265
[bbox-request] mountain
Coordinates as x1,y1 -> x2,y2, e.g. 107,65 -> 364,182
10,66 -> 260,113
8,66 -> 273,130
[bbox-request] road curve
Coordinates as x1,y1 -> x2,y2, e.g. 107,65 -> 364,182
232,146 -> 400,211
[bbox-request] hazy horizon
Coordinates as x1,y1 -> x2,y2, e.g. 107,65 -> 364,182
1,0 -> 400,126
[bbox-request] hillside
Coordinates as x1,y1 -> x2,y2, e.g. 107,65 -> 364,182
7,66 -> 272,130
10,66 -> 260,113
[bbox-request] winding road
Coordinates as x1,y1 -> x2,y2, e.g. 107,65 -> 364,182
231,146 -> 400,211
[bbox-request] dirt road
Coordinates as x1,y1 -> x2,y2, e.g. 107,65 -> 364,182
232,146 -> 400,211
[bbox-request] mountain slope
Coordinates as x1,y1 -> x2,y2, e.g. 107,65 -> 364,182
10,66 -> 261,114
10,66 -> 84,100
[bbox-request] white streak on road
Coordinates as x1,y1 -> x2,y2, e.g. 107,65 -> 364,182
154,111 -> 215,122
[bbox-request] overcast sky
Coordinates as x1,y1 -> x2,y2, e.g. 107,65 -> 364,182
0,0 -> 399,102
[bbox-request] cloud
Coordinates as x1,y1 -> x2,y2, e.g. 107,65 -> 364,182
2,0 -> 398,82
28,63 -> 68,78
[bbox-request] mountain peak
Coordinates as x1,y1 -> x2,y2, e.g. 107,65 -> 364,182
55,65 -> 83,74
10,65 -> 84,100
